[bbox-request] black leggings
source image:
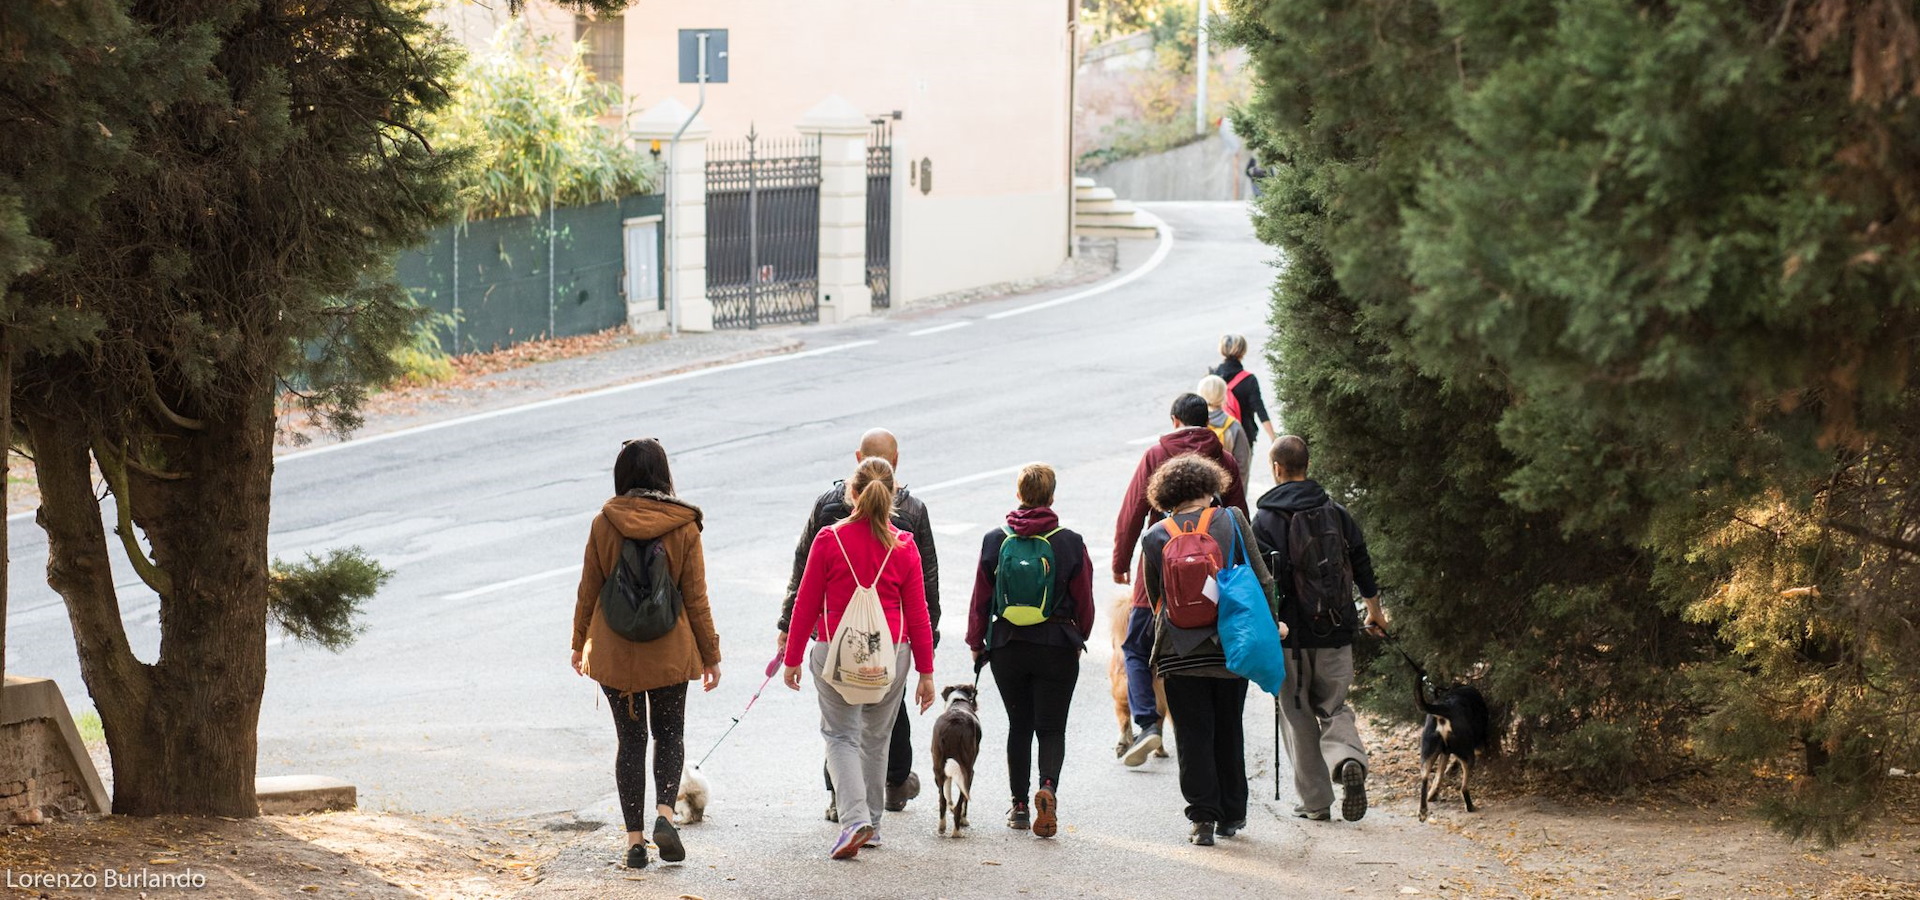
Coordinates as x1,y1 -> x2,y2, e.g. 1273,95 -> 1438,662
990,643 -> 1080,802
602,683 -> 687,832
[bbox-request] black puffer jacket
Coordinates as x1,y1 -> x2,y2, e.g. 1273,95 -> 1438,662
1251,479 -> 1378,649
778,480 -> 940,641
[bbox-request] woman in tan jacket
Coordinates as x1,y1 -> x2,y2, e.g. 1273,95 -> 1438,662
572,438 -> 722,870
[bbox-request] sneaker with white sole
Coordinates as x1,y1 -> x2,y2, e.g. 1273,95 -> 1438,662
1121,721 -> 1163,767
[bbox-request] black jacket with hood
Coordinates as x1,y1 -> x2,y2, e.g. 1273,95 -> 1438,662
1251,479 -> 1379,649
778,480 -> 940,641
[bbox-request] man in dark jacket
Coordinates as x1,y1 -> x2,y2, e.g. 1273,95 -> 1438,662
1110,393 -> 1248,766
1251,435 -> 1385,824
777,428 -> 939,820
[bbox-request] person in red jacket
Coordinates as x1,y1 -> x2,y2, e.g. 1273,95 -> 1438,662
1111,393 -> 1246,764
783,457 -> 937,860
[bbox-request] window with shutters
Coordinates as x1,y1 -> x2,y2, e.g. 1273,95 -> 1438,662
574,14 -> 623,86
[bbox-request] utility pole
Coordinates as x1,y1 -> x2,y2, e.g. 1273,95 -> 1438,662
1194,0 -> 1209,135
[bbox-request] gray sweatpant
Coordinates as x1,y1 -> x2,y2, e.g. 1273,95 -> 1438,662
812,642 -> 913,828
1278,645 -> 1368,815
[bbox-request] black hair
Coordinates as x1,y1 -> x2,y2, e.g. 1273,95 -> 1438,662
1271,435 -> 1310,476
614,438 -> 674,496
1171,393 -> 1209,428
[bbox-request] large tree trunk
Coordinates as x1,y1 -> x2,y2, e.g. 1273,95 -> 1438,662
29,391 -> 273,817
1,334 -> 9,720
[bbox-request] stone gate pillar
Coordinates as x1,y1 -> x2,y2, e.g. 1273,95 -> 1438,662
799,96 -> 873,324
632,98 -> 714,333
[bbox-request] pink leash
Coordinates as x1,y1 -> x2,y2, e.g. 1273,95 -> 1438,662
694,651 -> 783,770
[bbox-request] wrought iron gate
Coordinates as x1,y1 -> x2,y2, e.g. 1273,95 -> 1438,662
866,119 -> 894,309
706,129 -> 820,328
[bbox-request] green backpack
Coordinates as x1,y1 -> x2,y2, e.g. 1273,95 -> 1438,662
993,527 -> 1064,627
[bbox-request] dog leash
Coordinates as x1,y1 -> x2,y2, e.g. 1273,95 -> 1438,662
694,651 -> 783,770
1376,627 -> 1430,681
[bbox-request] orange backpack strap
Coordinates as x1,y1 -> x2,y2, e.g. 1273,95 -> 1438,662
1198,506 -> 1217,534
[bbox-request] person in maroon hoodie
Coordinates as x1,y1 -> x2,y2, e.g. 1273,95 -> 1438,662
966,464 -> 1096,839
1112,393 -> 1247,764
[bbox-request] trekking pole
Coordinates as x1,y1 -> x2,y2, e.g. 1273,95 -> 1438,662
695,651 -> 783,770
1274,694 -> 1283,801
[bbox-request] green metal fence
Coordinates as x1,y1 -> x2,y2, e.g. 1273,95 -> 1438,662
395,193 -> 666,355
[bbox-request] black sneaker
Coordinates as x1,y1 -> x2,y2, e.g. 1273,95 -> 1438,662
1122,721 -> 1163,767
1189,821 -> 1216,846
623,842 -> 649,869
652,815 -> 685,863
825,790 -> 839,823
1338,760 -> 1369,822
1217,819 -> 1246,838
885,772 -> 921,812
1007,801 -> 1031,830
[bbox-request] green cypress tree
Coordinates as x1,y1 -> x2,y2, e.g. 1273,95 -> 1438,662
1225,0 -> 1920,838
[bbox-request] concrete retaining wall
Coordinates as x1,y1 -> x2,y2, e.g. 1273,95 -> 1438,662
1082,133 -> 1253,203
1,677 -> 109,822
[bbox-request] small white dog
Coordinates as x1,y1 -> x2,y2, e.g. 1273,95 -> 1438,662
675,763 -> 711,823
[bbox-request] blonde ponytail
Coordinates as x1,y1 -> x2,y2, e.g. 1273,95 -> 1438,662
845,456 -> 900,548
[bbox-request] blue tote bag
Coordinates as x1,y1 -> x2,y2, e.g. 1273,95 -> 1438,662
1217,515 -> 1286,694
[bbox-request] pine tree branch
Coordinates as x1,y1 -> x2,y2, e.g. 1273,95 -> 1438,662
147,379 -> 205,432
1827,518 -> 1920,560
92,439 -> 174,599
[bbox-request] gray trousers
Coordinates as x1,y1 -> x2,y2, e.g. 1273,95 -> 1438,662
1278,645 -> 1368,815
812,642 -> 913,828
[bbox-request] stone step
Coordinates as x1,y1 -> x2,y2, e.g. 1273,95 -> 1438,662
1074,198 -> 1137,216
1073,175 -> 1096,189
1075,185 -> 1117,202
1076,212 -> 1147,230
1074,213 -> 1159,239
256,775 -> 357,815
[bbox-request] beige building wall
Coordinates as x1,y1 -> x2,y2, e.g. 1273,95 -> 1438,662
429,0 -> 574,58
618,0 -> 1075,304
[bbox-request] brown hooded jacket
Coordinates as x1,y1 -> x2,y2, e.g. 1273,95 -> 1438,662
572,493 -> 722,693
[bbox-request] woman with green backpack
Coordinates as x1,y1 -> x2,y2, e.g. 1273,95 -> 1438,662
965,463 -> 1097,838
570,438 -> 723,870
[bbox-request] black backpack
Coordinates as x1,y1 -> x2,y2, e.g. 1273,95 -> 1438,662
599,537 -> 683,643
1286,503 -> 1354,637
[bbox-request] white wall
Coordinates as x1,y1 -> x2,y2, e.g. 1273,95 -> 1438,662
619,0 -> 1075,303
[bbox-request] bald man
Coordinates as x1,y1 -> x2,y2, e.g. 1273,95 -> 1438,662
778,428 -> 941,821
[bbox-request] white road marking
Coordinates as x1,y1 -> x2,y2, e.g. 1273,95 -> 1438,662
277,340 -> 879,463
985,218 -> 1176,321
444,565 -> 577,601
912,465 -> 1026,494
931,521 -> 979,537
1127,435 -> 1161,445
908,322 -> 972,337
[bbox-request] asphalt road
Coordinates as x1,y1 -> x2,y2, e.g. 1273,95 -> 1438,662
7,203 -> 1517,897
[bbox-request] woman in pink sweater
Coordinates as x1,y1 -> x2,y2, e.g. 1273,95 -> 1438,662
783,456 -> 937,859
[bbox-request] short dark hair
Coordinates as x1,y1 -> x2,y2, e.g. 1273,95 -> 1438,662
1148,454 -> 1228,512
1270,435 -> 1309,476
615,438 -> 674,495
1170,393 -> 1209,428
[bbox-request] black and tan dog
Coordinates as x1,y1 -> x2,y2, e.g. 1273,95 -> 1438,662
931,683 -> 982,836
1415,673 -> 1491,823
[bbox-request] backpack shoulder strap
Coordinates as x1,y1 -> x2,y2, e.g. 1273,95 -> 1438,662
1226,370 -> 1252,389
1198,507 -> 1218,534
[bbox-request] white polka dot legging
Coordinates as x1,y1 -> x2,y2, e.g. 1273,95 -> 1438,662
602,683 -> 687,832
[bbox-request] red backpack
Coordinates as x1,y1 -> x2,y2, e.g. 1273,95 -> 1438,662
1221,371 -> 1253,425
1159,508 -> 1224,629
